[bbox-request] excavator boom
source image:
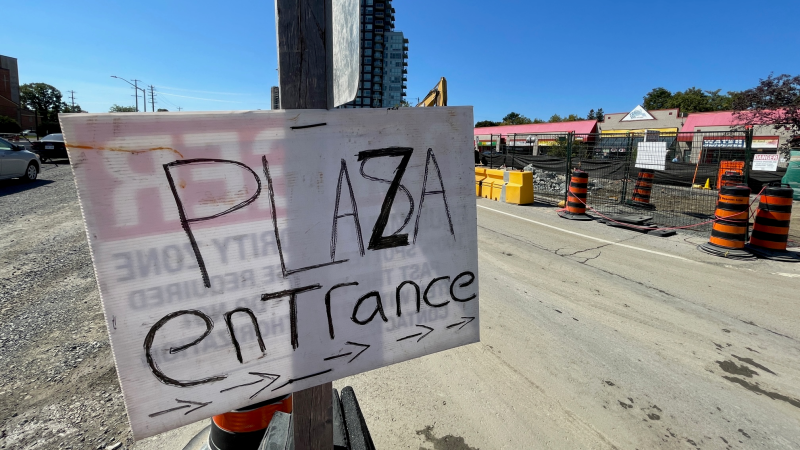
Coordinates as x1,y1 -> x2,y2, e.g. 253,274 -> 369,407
416,77 -> 447,107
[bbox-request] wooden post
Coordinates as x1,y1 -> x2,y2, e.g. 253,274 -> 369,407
276,0 -> 334,448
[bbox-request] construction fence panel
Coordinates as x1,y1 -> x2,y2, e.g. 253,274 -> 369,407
475,129 -> 795,233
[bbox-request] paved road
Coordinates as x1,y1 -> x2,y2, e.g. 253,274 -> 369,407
330,198 -> 800,449
3,164 -> 800,449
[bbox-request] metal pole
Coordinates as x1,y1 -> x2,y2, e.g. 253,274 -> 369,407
133,80 -> 140,112
565,132 -> 574,204
744,127 -> 753,187
620,133 -> 634,204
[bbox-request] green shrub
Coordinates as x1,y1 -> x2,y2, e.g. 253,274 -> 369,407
0,115 -> 21,133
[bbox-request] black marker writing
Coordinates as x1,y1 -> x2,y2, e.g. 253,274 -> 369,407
395,280 -> 420,317
331,159 -> 365,261
143,310 -> 227,387
223,307 -> 266,363
261,284 -> 322,350
325,282 -> 359,339
262,156 -> 348,277
413,148 -> 454,244
351,291 -> 389,325
424,276 -> 451,308
163,159 -> 262,288
358,147 -> 414,250
450,271 -> 476,302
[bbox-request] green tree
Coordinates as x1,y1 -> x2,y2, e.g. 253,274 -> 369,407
0,115 -> 22,133
563,114 -> 582,122
643,87 -> 673,111
157,108 -> 169,112
733,73 -> 800,152
20,83 -> 64,122
502,112 -> 533,125
596,108 -> 604,121
475,120 -> 499,127
587,109 -> 596,120
109,104 -> 138,112
548,114 -> 563,123
399,100 -> 411,107
61,102 -> 85,113
532,118 -> 545,124
668,87 -> 716,113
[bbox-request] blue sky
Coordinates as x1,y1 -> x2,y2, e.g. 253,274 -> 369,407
8,0 -> 800,122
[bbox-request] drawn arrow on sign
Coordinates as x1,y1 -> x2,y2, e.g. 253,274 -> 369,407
446,317 -> 475,331
397,325 -> 434,343
345,341 -> 370,363
148,399 -> 211,418
247,372 -> 281,400
325,342 -> 370,363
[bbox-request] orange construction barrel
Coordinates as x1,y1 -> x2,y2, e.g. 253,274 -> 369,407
626,169 -> 656,210
558,169 -> 593,221
209,395 -> 292,450
746,185 -> 800,261
697,185 -> 755,260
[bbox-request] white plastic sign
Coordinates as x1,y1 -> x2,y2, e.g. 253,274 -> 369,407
635,141 -> 668,171
752,153 -> 779,171
59,107 -> 479,439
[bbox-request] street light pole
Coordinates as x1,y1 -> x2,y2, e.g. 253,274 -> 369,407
111,76 -> 147,112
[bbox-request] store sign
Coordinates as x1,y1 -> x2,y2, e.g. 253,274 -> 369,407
703,138 -> 745,149
752,153 -> 779,171
59,108 -> 479,439
621,105 -> 655,122
752,137 -> 780,149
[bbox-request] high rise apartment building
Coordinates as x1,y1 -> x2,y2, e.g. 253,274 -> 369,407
341,0 -> 408,108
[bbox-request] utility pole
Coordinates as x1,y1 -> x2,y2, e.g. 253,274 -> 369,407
67,90 -> 76,109
149,85 -> 156,111
133,80 -> 141,112
177,106 -> 182,111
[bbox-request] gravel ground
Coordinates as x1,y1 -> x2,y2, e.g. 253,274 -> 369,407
2,161 -> 798,450
0,161 -> 133,450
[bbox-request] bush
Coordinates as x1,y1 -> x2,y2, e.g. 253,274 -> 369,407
0,115 -> 21,133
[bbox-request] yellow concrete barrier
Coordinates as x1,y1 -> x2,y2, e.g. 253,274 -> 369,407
504,171 -> 534,205
474,167 -> 486,197
482,169 -> 505,201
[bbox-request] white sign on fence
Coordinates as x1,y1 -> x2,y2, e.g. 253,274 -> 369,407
635,141 -> 668,171
752,153 -> 780,171
59,107 -> 479,439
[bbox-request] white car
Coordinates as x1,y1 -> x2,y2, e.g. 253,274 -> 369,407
0,137 -> 41,181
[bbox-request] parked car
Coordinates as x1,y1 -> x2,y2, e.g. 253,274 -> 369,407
31,133 -> 68,162
21,129 -> 38,139
0,137 -> 41,181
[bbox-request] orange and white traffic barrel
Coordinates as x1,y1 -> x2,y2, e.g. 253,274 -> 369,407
698,185 -> 755,260
746,185 -> 800,261
208,395 -> 292,450
558,169 -> 593,221
626,169 -> 656,210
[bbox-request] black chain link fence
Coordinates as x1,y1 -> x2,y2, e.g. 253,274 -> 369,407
476,130 -> 788,233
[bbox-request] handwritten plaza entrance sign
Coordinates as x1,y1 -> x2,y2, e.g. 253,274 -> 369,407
59,107 -> 479,439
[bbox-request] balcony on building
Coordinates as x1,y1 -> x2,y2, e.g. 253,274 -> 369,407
402,61 -> 407,66
375,3 -> 384,9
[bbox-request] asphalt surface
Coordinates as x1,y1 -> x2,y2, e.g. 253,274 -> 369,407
3,164 -> 800,449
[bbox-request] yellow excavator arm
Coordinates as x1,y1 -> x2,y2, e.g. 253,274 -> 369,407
416,77 -> 447,107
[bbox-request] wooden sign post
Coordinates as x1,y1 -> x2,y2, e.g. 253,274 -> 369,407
275,0 -> 360,447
